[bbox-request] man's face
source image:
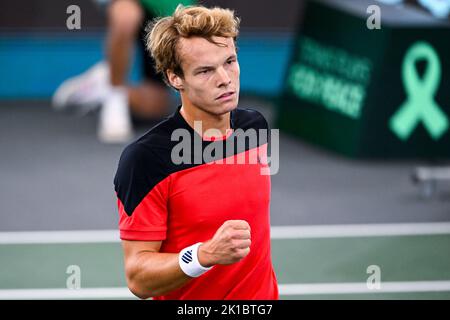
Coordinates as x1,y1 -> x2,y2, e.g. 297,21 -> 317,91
174,36 -> 240,116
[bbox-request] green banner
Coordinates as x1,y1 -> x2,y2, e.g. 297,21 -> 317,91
277,0 -> 450,158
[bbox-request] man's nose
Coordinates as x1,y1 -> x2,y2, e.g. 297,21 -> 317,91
216,67 -> 231,87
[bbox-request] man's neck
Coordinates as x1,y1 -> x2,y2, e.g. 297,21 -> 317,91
180,104 -> 231,139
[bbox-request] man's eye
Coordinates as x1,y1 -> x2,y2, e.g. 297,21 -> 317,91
227,59 -> 235,64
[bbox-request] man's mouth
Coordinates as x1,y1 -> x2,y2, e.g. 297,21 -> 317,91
216,91 -> 235,100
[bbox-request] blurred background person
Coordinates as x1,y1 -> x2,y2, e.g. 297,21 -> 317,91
52,0 -> 194,144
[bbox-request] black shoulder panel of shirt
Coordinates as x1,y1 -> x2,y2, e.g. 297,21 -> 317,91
114,106 -> 270,217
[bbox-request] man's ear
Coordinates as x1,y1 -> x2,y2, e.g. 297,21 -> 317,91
167,70 -> 184,90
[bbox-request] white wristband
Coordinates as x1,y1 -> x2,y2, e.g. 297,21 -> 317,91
179,242 -> 212,278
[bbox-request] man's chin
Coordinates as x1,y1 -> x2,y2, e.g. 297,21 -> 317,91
199,98 -> 239,116
224,103 -> 238,113
218,99 -> 239,114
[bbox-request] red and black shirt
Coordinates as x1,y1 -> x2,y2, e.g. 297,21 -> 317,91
114,106 -> 278,300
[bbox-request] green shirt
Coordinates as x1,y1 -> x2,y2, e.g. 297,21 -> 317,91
140,0 -> 195,16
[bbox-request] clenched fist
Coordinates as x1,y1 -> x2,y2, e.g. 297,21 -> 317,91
198,220 -> 251,267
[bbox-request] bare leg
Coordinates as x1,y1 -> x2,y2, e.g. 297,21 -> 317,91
107,0 -> 170,120
107,0 -> 143,86
127,82 -> 171,119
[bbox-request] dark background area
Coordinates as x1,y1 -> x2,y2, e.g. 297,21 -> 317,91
0,0 -> 304,32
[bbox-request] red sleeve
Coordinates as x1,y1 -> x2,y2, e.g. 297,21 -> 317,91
118,176 -> 170,241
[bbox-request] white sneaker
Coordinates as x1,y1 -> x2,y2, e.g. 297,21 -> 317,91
97,87 -> 134,144
376,0 -> 404,5
52,61 -> 110,115
418,0 -> 450,18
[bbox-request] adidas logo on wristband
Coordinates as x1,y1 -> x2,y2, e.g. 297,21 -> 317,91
178,242 -> 213,278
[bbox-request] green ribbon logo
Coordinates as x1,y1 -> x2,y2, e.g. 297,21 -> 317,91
389,41 -> 448,141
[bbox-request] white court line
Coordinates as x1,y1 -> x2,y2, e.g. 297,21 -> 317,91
1,222 -> 450,244
0,230 -> 119,244
1,281 -> 450,299
279,281 -> 450,295
0,287 -> 134,300
270,222 -> 450,239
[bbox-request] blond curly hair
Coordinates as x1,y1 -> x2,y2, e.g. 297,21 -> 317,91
146,5 -> 240,86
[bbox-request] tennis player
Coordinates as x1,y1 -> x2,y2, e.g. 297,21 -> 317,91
114,4 -> 278,300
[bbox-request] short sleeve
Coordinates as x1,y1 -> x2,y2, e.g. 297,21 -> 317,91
114,143 -> 170,241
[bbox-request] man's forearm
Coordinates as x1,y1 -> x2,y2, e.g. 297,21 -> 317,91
127,251 -> 192,299
123,220 -> 251,299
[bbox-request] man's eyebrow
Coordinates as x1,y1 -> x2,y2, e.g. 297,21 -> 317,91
192,54 -> 237,73
193,65 -> 215,73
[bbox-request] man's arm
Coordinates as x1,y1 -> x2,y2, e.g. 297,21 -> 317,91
122,220 -> 251,299
122,240 -> 191,299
